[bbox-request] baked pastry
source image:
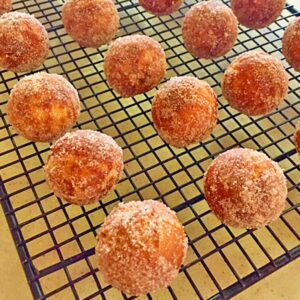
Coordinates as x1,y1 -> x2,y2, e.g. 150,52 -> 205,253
104,34 -> 166,97
44,130 -> 123,205
222,51 -> 288,116
231,0 -> 286,29
7,72 -> 80,142
204,148 -> 287,229
182,0 -> 238,59
96,200 -> 188,295
283,17 -> 300,72
62,0 -> 119,48
0,12 -> 48,72
152,76 -> 218,148
139,0 -> 182,16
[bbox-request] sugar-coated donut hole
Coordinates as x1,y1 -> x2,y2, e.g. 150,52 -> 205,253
7,72 -> 81,142
96,200 -> 188,296
182,0 -> 238,59
152,76 -> 218,148
222,51 -> 288,116
104,34 -> 167,97
139,0 -> 182,16
283,17 -> 300,72
0,12 -> 49,72
44,130 -> 124,205
204,148 -> 287,229
62,0 -> 119,48
231,0 -> 286,29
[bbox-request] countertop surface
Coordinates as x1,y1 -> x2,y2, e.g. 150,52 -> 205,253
1,1 -> 300,300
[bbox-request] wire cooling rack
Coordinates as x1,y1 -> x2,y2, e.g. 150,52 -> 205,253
0,0 -> 300,299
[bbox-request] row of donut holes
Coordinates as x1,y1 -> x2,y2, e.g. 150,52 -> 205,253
2,0 -> 300,297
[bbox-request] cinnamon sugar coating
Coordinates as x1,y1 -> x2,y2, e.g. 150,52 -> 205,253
139,0 -> 182,16
62,0 -> 119,48
96,200 -> 188,296
0,12 -> 49,72
0,0 -> 11,15
182,0 -> 238,59
104,34 -> 166,97
152,76 -> 218,148
7,72 -> 80,142
204,148 -> 287,229
231,0 -> 286,29
283,17 -> 300,72
222,51 -> 288,116
44,130 -> 123,205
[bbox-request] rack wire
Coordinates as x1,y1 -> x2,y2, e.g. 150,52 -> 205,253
0,0 -> 300,299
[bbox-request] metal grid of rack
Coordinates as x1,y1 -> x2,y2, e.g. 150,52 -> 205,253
0,0 -> 300,299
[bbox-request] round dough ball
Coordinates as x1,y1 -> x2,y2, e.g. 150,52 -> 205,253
104,34 -> 166,97
139,0 -> 182,16
0,12 -> 49,72
0,0 -> 11,15
62,0 -> 119,48
222,51 -> 288,116
204,148 -> 287,229
231,0 -> 286,29
96,200 -> 187,296
7,72 -> 80,142
152,76 -> 218,148
294,122 -> 300,154
182,0 -> 238,59
44,130 -> 123,205
283,17 -> 300,72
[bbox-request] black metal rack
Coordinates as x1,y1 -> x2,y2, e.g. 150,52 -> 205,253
0,0 -> 300,299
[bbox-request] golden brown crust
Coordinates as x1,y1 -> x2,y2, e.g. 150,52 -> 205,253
0,0 -> 11,15
104,34 -> 167,97
62,0 -> 119,48
139,0 -> 182,16
7,72 -> 80,142
231,0 -> 286,29
44,130 -> 123,205
182,0 -> 238,59
0,12 -> 49,72
294,122 -> 300,154
96,200 -> 188,296
204,148 -> 287,229
222,51 -> 289,116
152,76 -> 218,148
283,17 -> 300,72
